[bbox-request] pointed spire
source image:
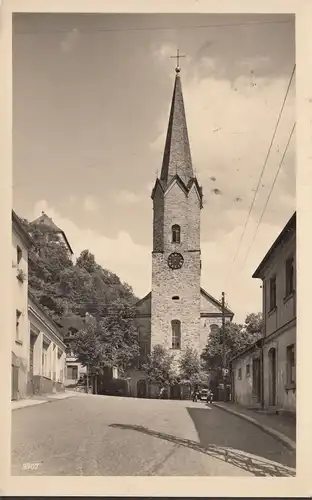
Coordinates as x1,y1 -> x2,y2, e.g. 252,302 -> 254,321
160,68 -> 193,186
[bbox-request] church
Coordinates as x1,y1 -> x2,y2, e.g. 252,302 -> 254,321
128,60 -> 234,398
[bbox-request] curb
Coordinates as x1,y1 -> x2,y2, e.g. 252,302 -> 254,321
213,403 -> 296,451
12,393 -> 76,411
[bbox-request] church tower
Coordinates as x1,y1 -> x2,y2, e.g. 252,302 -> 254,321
151,63 -> 203,359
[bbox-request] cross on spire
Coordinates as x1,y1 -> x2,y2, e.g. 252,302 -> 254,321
170,48 -> 186,73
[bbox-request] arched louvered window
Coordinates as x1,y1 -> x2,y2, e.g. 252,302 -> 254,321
171,319 -> 181,350
172,224 -> 181,244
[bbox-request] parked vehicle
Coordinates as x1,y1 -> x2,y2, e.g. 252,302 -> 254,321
199,388 -> 208,401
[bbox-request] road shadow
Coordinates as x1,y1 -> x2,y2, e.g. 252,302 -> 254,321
187,406 -> 295,469
109,423 -> 295,477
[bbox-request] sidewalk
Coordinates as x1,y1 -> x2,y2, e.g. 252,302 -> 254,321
11,390 -> 78,411
213,402 -> 296,451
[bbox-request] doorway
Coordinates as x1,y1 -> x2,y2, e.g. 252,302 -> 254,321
268,347 -> 277,406
137,379 -> 147,398
28,334 -> 36,396
252,357 -> 261,403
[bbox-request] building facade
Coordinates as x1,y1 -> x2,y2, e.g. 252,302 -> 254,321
128,66 -> 234,398
28,295 -> 66,395
231,213 -> 296,414
12,211 -> 33,400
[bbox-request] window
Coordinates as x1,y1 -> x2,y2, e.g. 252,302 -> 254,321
285,256 -> 294,297
67,365 -> 78,380
210,324 -> 219,334
68,327 -> 78,337
172,225 -> 181,244
66,346 -> 73,356
42,344 -> 49,378
16,310 -> 22,340
238,368 -> 242,380
246,364 -> 250,377
269,276 -> 277,311
286,344 -> 295,385
172,296 -> 180,300
171,320 -> 181,349
17,246 -> 22,265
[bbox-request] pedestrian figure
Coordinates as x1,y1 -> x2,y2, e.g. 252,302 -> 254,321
159,387 -> 165,399
206,389 -> 213,404
192,386 -> 198,402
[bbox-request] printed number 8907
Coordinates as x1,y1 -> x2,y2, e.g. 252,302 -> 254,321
22,463 -> 40,470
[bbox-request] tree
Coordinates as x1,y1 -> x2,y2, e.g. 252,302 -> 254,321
141,345 -> 176,388
21,218 -> 138,323
201,313 -> 263,378
179,347 -> 207,388
70,322 -> 105,375
72,299 -> 140,376
245,312 -> 263,337
76,249 -> 98,274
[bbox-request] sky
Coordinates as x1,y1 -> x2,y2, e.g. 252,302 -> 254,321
13,13 -> 296,323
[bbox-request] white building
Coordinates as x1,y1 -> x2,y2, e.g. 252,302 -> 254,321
12,210 -> 67,400
28,294 -> 67,395
12,211 -> 33,400
231,213 -> 296,414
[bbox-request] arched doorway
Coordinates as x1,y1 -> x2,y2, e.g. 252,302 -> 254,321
137,379 -> 147,398
268,348 -> 276,406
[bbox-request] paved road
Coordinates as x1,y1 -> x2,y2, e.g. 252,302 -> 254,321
11,394 -> 295,476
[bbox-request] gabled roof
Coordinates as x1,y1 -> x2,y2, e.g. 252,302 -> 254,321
151,174 -> 203,207
135,289 -> 234,319
135,292 -> 151,308
200,287 -> 234,316
32,212 -> 74,255
252,212 -> 296,279
160,70 -> 193,186
33,212 -> 61,232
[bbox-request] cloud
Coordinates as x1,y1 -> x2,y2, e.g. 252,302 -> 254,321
115,190 -> 141,205
68,195 -> 77,205
60,28 -> 79,53
147,56 -> 295,322
32,200 -> 151,297
200,218 -> 286,322
83,195 -> 99,212
152,42 -> 177,62
150,70 -> 295,236
30,198 -> 285,324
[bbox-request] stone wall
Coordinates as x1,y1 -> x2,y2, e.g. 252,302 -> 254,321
151,179 -> 201,357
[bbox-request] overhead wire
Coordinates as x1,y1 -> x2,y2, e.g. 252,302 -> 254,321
223,63 -> 296,287
15,19 -> 293,35
240,122 -> 296,268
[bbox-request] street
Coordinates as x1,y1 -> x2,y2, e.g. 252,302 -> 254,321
11,394 -> 295,476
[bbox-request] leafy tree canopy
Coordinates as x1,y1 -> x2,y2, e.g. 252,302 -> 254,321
141,345 -> 177,387
201,313 -> 263,377
71,299 -> 139,375
178,347 -> 208,387
21,219 -> 138,325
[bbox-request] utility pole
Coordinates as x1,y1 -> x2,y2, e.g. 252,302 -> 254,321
86,363 -> 89,394
221,292 -> 227,402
